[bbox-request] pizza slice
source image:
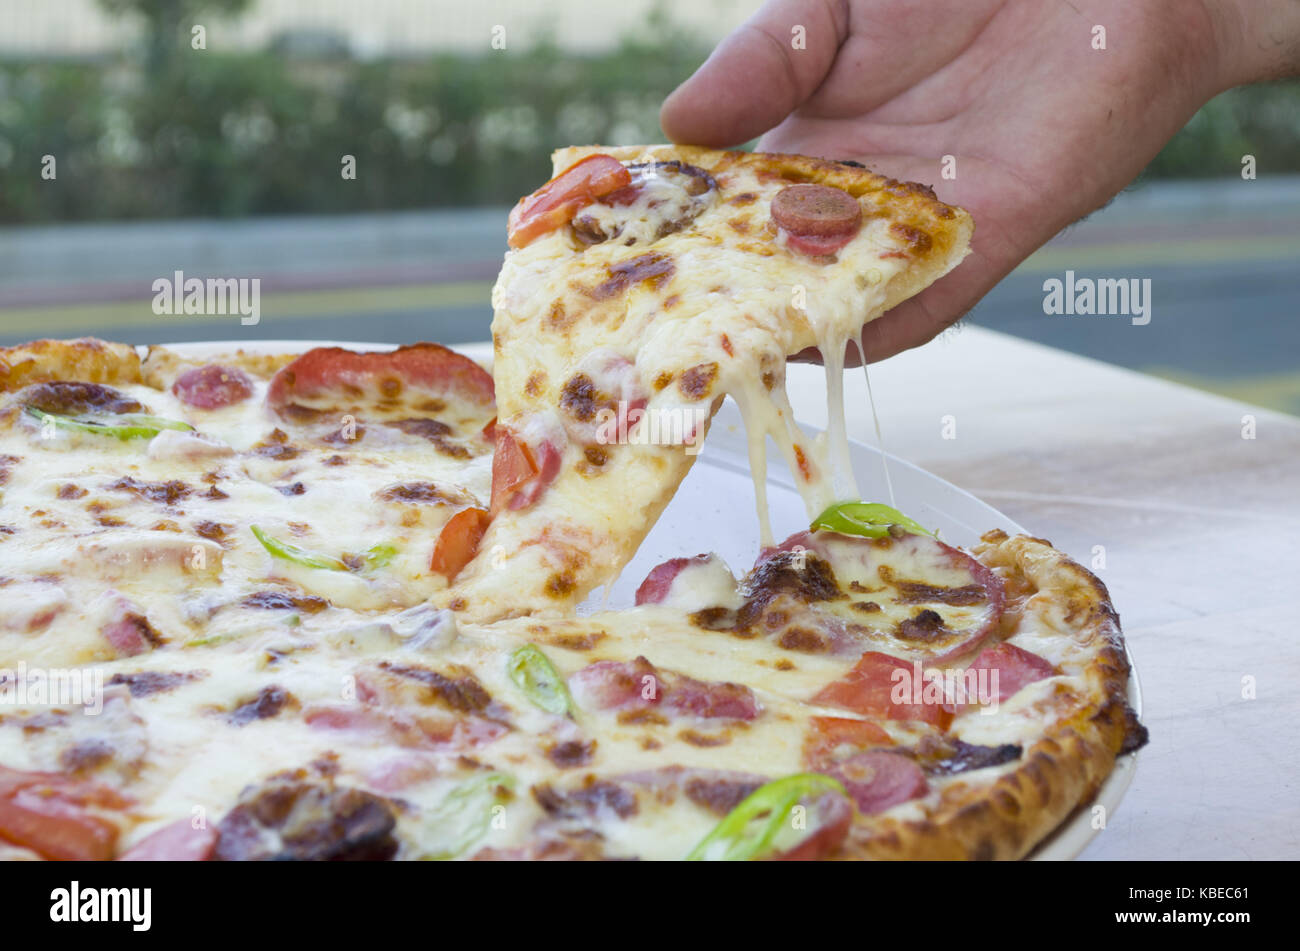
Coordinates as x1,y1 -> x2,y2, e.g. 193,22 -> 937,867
446,144 -> 973,621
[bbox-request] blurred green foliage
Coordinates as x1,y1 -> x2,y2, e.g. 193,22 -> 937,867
1,10 -> 1297,224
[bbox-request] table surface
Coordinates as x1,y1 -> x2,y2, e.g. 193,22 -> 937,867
775,326 -> 1299,860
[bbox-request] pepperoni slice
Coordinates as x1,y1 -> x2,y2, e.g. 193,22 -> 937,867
812,651 -> 953,728
803,715 -> 894,766
820,750 -> 929,815
430,506 -> 491,580
964,643 -> 1057,705
119,819 -> 218,861
266,343 -> 495,414
634,555 -> 713,605
172,364 -> 253,409
771,184 -> 862,236
569,656 -> 760,721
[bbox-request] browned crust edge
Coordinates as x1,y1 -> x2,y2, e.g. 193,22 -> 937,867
836,531 -> 1138,860
0,338 -> 142,393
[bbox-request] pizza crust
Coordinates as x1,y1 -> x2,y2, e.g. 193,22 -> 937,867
838,532 -> 1136,860
0,338 -> 142,392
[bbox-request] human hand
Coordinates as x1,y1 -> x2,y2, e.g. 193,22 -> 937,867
661,0 -> 1298,363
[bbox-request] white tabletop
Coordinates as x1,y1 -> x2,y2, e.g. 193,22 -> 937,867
780,326 -> 1300,860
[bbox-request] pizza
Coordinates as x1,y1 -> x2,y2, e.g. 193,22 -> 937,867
451,145 -> 972,620
0,146 -> 1144,862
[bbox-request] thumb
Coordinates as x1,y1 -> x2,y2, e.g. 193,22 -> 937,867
660,0 -> 848,147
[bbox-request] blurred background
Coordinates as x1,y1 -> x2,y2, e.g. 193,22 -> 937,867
1,0 -> 1297,413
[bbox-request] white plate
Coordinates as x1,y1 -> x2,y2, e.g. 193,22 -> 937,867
157,338 -> 1140,860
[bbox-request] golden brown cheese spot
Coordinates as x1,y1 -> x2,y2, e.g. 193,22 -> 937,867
537,631 -> 606,652
662,294 -> 680,310
679,728 -> 733,748
887,221 -> 934,257
777,627 -> 831,653
107,476 -> 191,506
149,519 -> 181,533
559,374 -> 598,422
729,191 -> 759,206
524,372 -> 547,398
378,661 -> 496,715
774,659 -> 796,671
545,740 -> 596,769
241,590 -> 330,614
583,445 -> 608,468
653,371 -> 673,391
589,252 -> 675,300
896,608 -> 948,642
546,573 -> 578,598
617,708 -> 668,727
851,600 -> 881,613
194,520 -> 230,544
727,216 -> 751,234
677,362 -> 718,400
56,483 -> 86,500
546,299 -> 573,331
375,482 -> 459,505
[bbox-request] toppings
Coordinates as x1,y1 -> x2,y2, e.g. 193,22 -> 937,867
417,773 -> 515,860
635,554 -> 714,606
686,773 -> 850,861
430,506 -> 490,581
119,819 -> 218,861
250,525 -> 396,575
25,405 -> 193,442
507,644 -> 574,716
963,643 -> 1058,704
101,599 -> 165,657
212,775 -> 399,861
171,364 -> 253,409
811,501 -> 934,541
0,766 -> 129,861
20,381 -> 143,416
569,656 -> 760,721
489,426 -> 562,514
819,751 -> 929,815
771,183 -> 863,257
507,154 -> 632,249
570,160 -> 717,246
812,651 -> 953,728
265,343 -> 494,417
589,251 -> 675,300
803,715 -> 893,765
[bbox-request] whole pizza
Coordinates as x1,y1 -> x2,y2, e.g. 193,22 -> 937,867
0,145 -> 1145,861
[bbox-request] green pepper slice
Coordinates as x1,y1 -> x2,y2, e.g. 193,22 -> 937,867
421,773 -> 515,860
811,501 -> 934,540
686,773 -> 848,861
26,406 -> 194,441
507,643 -> 574,716
250,525 -> 348,571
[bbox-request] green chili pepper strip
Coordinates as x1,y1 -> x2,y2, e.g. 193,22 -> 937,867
811,501 -> 934,540
363,543 -> 399,570
422,773 -> 515,860
507,643 -> 574,716
250,525 -> 348,571
686,773 -> 848,861
25,406 -> 193,441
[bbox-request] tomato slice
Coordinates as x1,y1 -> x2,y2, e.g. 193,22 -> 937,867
489,427 -> 561,514
506,154 -> 632,249
803,716 -> 894,767
0,767 -> 127,861
430,506 -> 491,580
